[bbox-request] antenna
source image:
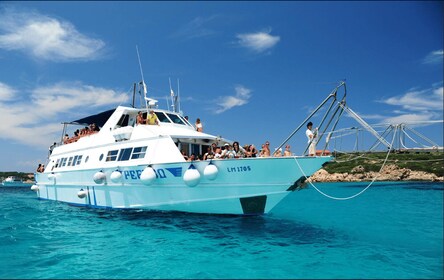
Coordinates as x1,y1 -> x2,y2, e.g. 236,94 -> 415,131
169,77 -> 175,112
177,78 -> 181,114
136,45 -> 147,101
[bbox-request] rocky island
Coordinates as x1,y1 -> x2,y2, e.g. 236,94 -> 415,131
307,151 -> 444,183
308,164 -> 443,182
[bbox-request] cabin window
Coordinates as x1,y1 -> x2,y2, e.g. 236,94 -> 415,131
106,150 -> 119,161
67,157 -> 74,166
131,146 -> 147,159
72,156 -> 78,166
166,113 -> 185,125
116,114 -> 129,127
179,115 -> 192,126
55,159 -> 60,168
118,148 -> 133,161
76,155 -> 83,165
155,112 -> 170,123
60,158 -> 67,167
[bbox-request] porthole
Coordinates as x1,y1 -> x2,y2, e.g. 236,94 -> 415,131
99,154 -> 104,161
85,156 -> 89,163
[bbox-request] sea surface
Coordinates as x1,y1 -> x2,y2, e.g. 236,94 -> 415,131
0,182 -> 442,279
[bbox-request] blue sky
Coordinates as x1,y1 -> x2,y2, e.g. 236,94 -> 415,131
0,1 -> 442,172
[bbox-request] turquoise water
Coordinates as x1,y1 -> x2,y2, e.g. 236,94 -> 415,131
1,182 -> 442,279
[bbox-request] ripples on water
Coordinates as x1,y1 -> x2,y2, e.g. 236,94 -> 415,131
0,182 -> 442,279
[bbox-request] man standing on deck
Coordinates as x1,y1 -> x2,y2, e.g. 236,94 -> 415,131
306,122 -> 317,156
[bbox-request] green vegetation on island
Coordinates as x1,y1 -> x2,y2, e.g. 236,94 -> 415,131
324,151 -> 444,177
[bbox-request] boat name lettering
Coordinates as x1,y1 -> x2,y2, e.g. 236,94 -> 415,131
123,169 -> 167,180
227,166 -> 251,173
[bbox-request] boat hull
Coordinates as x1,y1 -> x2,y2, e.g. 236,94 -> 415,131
34,156 -> 331,215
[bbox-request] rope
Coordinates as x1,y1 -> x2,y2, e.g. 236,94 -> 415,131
293,125 -> 398,200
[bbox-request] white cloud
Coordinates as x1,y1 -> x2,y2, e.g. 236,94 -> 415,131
0,9 -> 105,62
236,29 -> 280,53
172,15 -> 218,40
422,49 -> 443,64
381,87 -> 443,112
382,113 -> 437,125
214,85 -> 252,114
0,82 -> 16,101
377,84 -> 443,124
0,81 -> 129,147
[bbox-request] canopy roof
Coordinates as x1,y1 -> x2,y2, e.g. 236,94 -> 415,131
69,109 -> 115,127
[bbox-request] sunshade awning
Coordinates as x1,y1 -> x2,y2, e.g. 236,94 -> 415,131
68,109 -> 115,128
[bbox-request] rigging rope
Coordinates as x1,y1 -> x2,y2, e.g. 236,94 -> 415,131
293,125 -> 398,200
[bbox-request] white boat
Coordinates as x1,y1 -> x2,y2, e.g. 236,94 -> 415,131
2,176 -> 32,187
32,80 -> 333,215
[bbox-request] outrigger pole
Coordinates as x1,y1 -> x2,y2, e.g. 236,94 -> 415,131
276,81 -> 346,153
277,81 -> 395,155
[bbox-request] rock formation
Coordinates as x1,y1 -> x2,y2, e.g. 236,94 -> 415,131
308,164 -> 443,182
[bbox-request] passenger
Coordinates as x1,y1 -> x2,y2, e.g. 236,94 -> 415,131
36,164 -> 42,173
262,141 -> 271,157
284,144 -> 292,157
273,148 -> 282,157
72,129 -> 80,143
187,154 -> 196,162
221,143 -> 236,159
37,164 -> 45,173
232,141 -> 245,158
259,144 -> 265,157
203,146 -> 215,160
195,118 -> 203,132
136,111 -> 145,125
214,147 -> 222,159
49,142 -> 57,155
211,143 -> 218,153
284,144 -> 292,156
181,150 -> 189,161
147,110 -> 159,125
92,123 -> 100,131
63,134 -> 70,144
306,122 -> 317,156
246,144 -> 258,157
80,126 -> 89,136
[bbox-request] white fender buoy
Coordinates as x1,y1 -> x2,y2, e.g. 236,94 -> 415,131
93,171 -> 106,184
183,164 -> 201,187
203,163 -> 218,180
77,189 -> 87,199
31,185 -> 39,192
140,166 -> 156,185
110,170 -> 122,183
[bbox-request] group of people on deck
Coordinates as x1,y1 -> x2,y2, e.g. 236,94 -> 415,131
182,140 -> 294,162
63,123 -> 100,144
182,121 -> 319,161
